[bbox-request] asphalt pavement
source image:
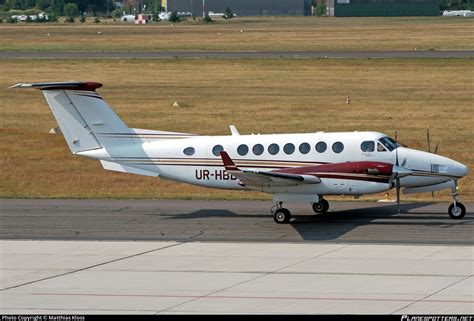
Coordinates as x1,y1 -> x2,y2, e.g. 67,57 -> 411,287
1,199 -> 472,244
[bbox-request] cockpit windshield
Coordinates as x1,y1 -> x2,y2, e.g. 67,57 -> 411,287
379,136 -> 399,151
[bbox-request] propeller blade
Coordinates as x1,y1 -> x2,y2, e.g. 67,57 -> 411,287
396,178 -> 401,214
431,191 -> 435,200
395,130 -> 399,166
426,129 -> 431,153
434,144 -> 439,154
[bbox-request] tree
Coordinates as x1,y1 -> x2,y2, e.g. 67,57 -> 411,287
440,0 -> 474,10
111,8 -> 121,18
48,12 -> 58,21
203,14 -> 212,23
168,11 -> 180,22
315,0 -> 326,16
36,0 -> 50,10
64,2 -> 79,18
223,7 -> 234,19
50,0 -> 64,15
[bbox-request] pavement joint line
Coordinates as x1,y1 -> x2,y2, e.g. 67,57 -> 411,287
28,292 -> 474,304
0,241 -> 185,292
155,243 -> 351,314
390,274 -> 473,314
18,269 -> 461,278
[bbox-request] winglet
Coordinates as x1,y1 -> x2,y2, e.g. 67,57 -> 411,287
220,151 -> 239,171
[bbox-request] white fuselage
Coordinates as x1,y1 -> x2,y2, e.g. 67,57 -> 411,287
82,131 -> 468,198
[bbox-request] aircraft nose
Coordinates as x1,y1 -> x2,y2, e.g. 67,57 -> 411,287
450,161 -> 468,178
457,163 -> 469,177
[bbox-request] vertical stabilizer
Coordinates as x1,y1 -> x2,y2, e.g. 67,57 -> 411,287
11,82 -> 135,153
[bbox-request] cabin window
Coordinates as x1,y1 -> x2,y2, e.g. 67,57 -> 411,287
361,141 -> 375,152
332,142 -> 344,153
183,147 -> 195,156
237,144 -> 249,156
283,143 -> 295,155
212,144 -> 224,156
299,142 -> 310,154
252,144 -> 264,155
268,143 -> 280,155
315,141 -> 327,153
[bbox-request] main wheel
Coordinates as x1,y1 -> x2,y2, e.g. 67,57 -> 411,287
312,199 -> 329,214
448,202 -> 466,219
273,208 -> 292,224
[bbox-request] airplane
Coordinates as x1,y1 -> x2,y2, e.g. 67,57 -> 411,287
120,14 -> 136,23
10,81 -> 469,224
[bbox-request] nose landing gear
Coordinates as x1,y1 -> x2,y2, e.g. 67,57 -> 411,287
449,179 -> 466,219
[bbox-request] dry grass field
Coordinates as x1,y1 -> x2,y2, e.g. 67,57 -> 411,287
0,16 -> 473,51
0,58 -> 472,202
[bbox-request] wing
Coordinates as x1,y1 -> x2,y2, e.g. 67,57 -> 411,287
220,151 -> 320,187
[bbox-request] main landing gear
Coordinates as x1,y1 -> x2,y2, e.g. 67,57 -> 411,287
449,179 -> 466,220
312,198 -> 329,214
271,202 -> 292,224
271,197 -> 331,224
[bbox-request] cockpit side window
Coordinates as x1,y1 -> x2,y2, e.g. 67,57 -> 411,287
379,136 -> 399,151
361,141 -> 375,152
377,142 -> 387,152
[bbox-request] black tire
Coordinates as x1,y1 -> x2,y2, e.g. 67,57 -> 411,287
448,202 -> 466,219
273,208 -> 291,224
312,199 -> 329,214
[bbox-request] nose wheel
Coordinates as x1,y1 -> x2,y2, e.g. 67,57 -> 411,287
448,203 -> 466,219
271,202 -> 292,224
449,179 -> 466,220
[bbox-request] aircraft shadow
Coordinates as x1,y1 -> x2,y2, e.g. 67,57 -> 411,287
160,202 -> 471,242
161,209 -> 257,219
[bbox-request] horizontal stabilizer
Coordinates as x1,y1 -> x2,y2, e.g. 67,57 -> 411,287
100,160 -> 159,177
9,81 -> 102,91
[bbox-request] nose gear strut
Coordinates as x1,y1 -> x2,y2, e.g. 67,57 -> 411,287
448,179 -> 466,219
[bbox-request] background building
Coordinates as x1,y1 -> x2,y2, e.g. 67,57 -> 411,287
330,0 -> 440,17
163,0 -> 313,17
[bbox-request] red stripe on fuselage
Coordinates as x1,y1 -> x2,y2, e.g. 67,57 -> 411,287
275,161 -> 393,176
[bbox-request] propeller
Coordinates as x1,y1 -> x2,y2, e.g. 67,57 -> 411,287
426,129 -> 439,200
426,129 -> 431,153
388,131 -> 416,213
395,131 -> 400,214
